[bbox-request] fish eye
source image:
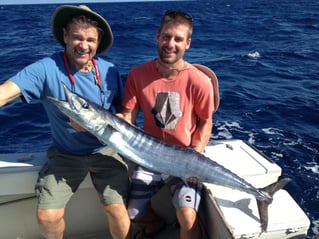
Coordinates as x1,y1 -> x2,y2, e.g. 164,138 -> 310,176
82,101 -> 89,109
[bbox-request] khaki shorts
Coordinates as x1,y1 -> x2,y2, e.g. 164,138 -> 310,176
35,147 -> 129,209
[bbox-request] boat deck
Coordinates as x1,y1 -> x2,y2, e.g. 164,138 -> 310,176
0,140 -> 310,239
67,223 -> 180,239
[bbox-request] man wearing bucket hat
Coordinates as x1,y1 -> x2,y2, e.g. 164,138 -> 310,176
0,5 -> 131,239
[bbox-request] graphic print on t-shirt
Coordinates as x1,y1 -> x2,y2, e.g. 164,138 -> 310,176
151,92 -> 182,129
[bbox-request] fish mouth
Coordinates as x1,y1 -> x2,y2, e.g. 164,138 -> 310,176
46,85 -> 75,112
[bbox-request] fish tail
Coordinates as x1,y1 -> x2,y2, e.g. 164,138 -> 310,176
257,178 -> 291,232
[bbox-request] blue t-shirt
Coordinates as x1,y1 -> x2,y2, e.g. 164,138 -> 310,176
11,52 -> 123,155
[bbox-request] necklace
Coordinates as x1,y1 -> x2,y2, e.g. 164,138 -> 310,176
63,51 -> 101,87
155,59 -> 185,78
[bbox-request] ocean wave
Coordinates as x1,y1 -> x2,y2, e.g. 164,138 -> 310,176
245,51 -> 261,59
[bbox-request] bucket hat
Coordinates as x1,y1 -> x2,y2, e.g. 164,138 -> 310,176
52,5 -> 113,54
193,64 -> 220,112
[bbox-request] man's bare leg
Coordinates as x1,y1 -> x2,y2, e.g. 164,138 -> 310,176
37,208 -> 65,239
177,207 -> 202,239
104,203 -> 131,239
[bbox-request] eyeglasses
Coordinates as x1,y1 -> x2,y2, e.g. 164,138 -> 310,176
164,10 -> 193,23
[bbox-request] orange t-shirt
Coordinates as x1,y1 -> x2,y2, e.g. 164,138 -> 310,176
122,60 -> 215,146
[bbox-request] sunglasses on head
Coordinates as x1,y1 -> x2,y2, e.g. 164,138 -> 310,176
164,10 -> 193,23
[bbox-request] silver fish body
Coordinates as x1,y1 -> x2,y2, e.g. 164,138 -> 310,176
48,85 -> 290,231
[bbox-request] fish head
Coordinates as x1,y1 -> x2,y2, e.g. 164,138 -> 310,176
47,85 -> 106,133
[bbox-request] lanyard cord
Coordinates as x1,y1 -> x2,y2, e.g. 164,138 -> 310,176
63,51 -> 101,87
63,51 -> 105,107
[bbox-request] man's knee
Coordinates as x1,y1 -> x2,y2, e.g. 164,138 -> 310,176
176,207 -> 197,228
37,208 -> 64,225
103,203 -> 128,219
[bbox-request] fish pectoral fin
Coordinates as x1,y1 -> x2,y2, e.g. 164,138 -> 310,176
257,178 -> 291,232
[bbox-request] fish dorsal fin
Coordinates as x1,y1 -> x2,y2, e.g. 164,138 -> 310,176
193,64 -> 220,112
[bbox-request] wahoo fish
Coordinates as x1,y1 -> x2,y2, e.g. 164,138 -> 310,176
48,85 -> 290,232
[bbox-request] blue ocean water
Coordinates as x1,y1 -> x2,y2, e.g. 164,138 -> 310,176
0,0 -> 318,238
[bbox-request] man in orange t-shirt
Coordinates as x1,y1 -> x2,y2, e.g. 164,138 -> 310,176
121,10 -> 217,239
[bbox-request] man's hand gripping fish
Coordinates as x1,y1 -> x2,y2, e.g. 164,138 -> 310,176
48,85 -> 290,232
